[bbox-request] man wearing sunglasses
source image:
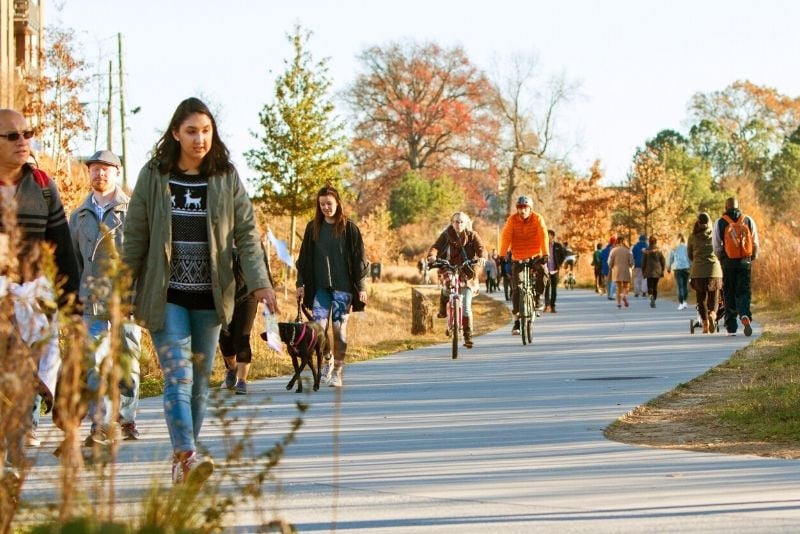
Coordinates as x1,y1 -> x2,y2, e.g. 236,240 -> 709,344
498,195 -> 550,335
0,108 -> 80,461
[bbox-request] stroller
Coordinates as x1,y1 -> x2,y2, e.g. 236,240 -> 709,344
690,292 -> 725,334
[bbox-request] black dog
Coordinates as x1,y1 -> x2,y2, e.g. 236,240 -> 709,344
278,320 -> 327,392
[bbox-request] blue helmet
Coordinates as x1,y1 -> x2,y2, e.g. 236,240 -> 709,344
516,195 -> 533,207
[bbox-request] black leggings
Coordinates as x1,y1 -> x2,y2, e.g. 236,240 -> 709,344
219,296 -> 258,364
647,278 -> 660,299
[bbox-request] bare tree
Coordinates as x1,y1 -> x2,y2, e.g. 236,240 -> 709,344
489,53 -> 579,214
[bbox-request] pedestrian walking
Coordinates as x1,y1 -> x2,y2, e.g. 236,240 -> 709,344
631,233 -> 648,297
712,197 -> 759,336
122,97 -> 278,486
70,149 -> 142,444
296,185 -> 369,386
544,229 -> 566,313
667,234 -> 691,309
608,235 -> 633,308
688,212 -> 723,333
642,236 -> 666,308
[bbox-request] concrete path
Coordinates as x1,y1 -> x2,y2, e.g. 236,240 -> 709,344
23,289 -> 800,533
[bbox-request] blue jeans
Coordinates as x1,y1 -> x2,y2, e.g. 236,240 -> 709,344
674,269 -> 690,303
149,303 -> 221,453
312,289 -> 352,360
84,315 -> 142,428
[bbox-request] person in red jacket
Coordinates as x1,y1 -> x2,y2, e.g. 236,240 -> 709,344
498,195 -> 549,335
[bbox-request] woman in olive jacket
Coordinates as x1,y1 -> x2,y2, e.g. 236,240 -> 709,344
123,98 -> 278,486
687,212 -> 723,333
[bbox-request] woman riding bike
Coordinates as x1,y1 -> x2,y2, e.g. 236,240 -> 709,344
427,212 -> 486,348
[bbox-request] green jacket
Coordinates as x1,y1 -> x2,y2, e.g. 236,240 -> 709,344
122,160 -> 271,331
688,225 -> 722,279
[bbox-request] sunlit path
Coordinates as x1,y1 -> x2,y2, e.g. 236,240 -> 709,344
24,288 -> 799,533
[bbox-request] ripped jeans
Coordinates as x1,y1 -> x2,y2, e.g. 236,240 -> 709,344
312,289 -> 352,361
149,303 -> 221,454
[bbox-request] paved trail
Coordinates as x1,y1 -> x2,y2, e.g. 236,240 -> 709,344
24,289 -> 800,533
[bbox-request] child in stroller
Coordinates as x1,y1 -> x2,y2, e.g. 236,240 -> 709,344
690,292 -> 724,334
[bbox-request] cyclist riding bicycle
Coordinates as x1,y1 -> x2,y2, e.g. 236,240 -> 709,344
499,195 -> 550,335
427,211 -> 486,348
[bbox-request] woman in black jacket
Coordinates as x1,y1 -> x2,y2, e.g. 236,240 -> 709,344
296,185 -> 369,387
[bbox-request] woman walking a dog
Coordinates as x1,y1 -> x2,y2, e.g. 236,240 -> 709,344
123,97 -> 278,486
296,184 -> 369,388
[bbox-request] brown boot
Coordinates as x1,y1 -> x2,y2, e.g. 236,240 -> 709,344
437,294 -> 447,318
702,320 -> 709,334
463,317 -> 474,348
708,311 -> 716,333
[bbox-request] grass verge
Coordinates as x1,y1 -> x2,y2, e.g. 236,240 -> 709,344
605,302 -> 800,458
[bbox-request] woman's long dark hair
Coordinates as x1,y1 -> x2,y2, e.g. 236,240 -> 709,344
153,97 -> 233,176
312,184 -> 346,240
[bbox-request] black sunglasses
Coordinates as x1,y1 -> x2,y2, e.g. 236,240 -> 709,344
0,130 -> 34,141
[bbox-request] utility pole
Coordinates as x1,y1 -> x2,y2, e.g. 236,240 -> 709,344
107,60 -> 113,151
117,33 -> 128,187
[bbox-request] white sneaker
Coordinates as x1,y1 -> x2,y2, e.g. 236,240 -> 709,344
320,357 -> 334,384
172,451 -> 214,486
26,430 -> 40,448
329,364 -> 343,388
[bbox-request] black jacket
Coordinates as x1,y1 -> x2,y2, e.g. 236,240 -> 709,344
296,219 -> 369,312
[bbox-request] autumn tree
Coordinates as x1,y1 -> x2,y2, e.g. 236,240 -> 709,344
557,161 -> 615,253
24,27 -> 90,182
646,129 -> 719,220
345,41 -> 497,213
490,53 -> 578,214
246,25 -> 346,258
762,126 -> 800,219
622,146 -> 692,241
358,203 -> 399,263
688,80 -> 800,185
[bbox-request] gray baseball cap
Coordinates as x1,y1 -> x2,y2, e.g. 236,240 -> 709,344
86,150 -> 121,168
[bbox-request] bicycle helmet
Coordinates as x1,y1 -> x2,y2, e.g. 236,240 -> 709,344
516,195 -> 533,207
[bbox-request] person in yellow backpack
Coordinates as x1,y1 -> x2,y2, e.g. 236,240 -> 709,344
712,197 -> 760,336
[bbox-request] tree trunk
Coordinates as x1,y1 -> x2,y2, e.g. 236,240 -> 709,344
411,287 -> 434,335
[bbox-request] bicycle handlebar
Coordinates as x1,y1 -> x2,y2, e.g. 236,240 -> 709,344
512,256 -> 548,266
428,258 -> 477,271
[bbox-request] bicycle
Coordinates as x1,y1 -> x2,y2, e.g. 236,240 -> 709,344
563,270 -> 576,290
514,257 -> 546,345
429,258 -> 476,360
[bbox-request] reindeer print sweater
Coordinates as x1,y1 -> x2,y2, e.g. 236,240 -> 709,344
167,171 -> 214,310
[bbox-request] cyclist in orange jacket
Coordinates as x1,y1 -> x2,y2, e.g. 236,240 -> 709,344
498,195 -> 549,335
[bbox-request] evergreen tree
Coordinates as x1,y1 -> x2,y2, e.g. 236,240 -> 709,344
246,25 -> 346,256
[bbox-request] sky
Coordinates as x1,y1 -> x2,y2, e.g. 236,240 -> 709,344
52,0 -> 800,188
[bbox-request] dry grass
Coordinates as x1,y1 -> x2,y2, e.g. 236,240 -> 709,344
137,278 -> 511,396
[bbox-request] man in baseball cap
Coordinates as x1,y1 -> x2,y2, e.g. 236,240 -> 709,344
70,149 -> 142,443
498,193 -> 550,335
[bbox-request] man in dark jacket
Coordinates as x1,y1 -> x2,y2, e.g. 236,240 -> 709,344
631,234 -> 648,297
544,229 -> 566,313
0,108 -> 80,466
712,197 -> 760,336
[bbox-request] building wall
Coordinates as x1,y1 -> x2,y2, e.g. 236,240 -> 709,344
0,0 -> 43,109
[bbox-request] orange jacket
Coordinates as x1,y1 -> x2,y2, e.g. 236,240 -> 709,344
499,212 -> 549,260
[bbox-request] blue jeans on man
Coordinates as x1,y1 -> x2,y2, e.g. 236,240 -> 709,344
84,315 -> 142,432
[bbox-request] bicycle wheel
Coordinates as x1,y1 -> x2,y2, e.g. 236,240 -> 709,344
521,291 -> 532,346
451,299 -> 460,359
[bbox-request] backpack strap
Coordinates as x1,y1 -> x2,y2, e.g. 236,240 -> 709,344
31,168 -> 53,208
